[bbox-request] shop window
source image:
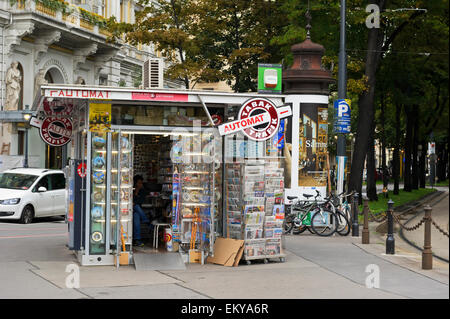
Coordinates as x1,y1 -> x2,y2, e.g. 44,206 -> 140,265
111,105 -> 224,127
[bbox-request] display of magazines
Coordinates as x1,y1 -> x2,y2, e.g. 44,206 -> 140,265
225,163 -> 242,240
225,158 -> 286,263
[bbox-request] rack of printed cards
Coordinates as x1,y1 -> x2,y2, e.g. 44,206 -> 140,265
171,133 -> 216,264
225,159 -> 286,264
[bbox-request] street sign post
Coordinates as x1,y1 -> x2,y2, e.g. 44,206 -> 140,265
334,99 -> 351,133
334,99 -> 351,196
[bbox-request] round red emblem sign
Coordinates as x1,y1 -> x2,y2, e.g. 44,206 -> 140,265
77,163 -> 87,178
40,116 -> 73,147
238,98 -> 280,141
211,114 -> 222,125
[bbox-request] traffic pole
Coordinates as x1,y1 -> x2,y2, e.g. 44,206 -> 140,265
336,0 -> 347,195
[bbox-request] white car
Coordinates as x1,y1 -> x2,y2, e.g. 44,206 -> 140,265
0,168 -> 66,224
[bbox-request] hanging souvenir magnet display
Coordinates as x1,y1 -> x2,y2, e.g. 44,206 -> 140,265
92,171 -> 105,184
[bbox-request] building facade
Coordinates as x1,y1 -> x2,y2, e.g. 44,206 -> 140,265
0,0 -> 180,169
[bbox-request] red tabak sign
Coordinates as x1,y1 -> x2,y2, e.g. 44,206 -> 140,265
218,98 -> 291,141
32,116 -> 73,147
131,92 -> 188,102
40,117 -> 73,146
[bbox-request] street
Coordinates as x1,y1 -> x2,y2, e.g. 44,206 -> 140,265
0,195 -> 448,299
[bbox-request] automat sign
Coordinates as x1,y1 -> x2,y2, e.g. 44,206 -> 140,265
218,98 -> 291,141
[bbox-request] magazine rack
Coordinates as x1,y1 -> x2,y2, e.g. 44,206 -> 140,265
225,158 -> 286,264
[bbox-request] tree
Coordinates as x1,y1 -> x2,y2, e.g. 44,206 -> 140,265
199,0 -> 289,92
348,0 -> 429,196
107,0 -> 225,89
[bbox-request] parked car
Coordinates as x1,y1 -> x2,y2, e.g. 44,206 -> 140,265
0,168 -> 66,224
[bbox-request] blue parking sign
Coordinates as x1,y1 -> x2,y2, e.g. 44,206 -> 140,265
334,99 -> 351,133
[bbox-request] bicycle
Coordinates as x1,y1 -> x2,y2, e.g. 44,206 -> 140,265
327,191 -> 355,236
285,191 -> 343,237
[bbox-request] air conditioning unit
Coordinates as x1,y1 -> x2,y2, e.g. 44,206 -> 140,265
142,58 -> 164,89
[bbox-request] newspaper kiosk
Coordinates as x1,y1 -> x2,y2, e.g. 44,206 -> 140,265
31,84 -> 287,267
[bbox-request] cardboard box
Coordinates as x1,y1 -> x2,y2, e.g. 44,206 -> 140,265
114,252 -> 130,266
189,250 -> 202,263
207,237 -> 245,267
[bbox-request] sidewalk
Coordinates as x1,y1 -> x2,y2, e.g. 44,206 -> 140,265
1,234 -> 447,299
1,198 -> 448,299
285,235 -> 448,299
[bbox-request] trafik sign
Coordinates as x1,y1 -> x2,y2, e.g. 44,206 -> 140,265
218,98 -> 292,141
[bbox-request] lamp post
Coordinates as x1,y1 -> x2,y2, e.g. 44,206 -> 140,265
23,105 -> 32,168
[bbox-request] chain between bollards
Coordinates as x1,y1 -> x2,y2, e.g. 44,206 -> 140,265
362,196 -> 370,244
386,199 -> 395,255
352,193 -> 359,237
422,205 -> 433,270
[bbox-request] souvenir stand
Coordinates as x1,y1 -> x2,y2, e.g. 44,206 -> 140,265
31,84 -> 286,267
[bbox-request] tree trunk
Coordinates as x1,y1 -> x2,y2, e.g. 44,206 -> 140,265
419,141 -> 427,188
411,105 -> 419,190
366,125 -> 378,201
393,103 -> 401,195
404,104 -> 413,192
348,23 -> 383,195
436,142 -> 448,182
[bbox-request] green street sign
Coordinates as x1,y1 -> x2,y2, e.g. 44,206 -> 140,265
258,63 -> 282,94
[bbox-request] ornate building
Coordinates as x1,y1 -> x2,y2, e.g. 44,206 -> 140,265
0,0 -> 180,169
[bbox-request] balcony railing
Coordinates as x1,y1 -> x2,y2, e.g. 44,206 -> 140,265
36,2 -> 56,17
10,0 -> 110,38
10,0 -> 146,61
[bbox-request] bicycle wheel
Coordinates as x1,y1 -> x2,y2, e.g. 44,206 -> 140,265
292,225 -> 308,234
311,209 -> 338,236
283,213 -> 294,234
336,211 -> 350,236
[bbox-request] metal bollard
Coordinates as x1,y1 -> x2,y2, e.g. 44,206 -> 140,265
352,193 -> 360,237
362,196 -> 370,244
422,205 -> 433,270
386,199 -> 395,254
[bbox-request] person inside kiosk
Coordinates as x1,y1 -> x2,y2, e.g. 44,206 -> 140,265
133,175 -> 151,247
